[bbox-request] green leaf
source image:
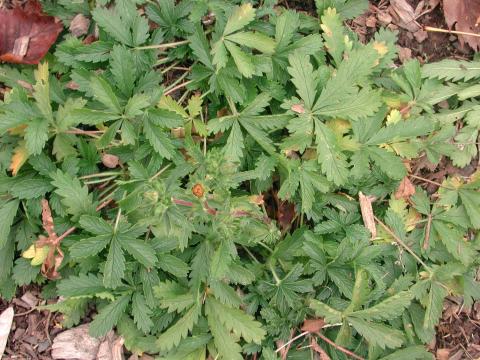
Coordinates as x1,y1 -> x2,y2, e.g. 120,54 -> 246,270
117,235 -> 157,268
12,258 -> 40,286
132,293 -> 153,333
103,237 -> 125,289
51,170 -> 96,219
315,120 -> 349,185
349,291 -> 413,321
378,346 -> 433,360
459,189 -> 480,229
224,42 -> 255,78
69,235 -> 111,259
422,59 -> 480,81
93,7 -> 132,46
423,282 -> 448,330
320,7 -> 345,65
90,76 -> 122,114
157,253 -> 189,277
57,273 -> 106,297
10,178 -> 53,199
288,53 -> 317,109
25,118 -> 49,155
154,281 -> 195,313
156,304 -> 201,351
143,119 -> 175,159
110,45 -> 136,97
89,295 -> 130,337
79,215 -> 112,235
347,317 -> 405,349
224,121 -> 244,162
226,31 -> 276,54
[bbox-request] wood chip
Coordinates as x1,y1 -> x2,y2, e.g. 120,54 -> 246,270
52,325 -> 100,360
436,348 -> 450,360
359,191 -> 376,239
96,331 -> 124,360
20,291 -> 38,308
0,307 -> 14,358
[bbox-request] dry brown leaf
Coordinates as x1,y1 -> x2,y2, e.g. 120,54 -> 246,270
0,0 -> 63,64
389,0 -> 421,32
359,192 -> 376,239
9,142 -> 28,176
52,324 -> 101,360
69,13 -> 90,37
395,176 -> 416,200
301,319 -> 325,333
102,153 -> 120,168
0,307 -> 14,358
443,0 -> 480,51
310,337 -> 331,360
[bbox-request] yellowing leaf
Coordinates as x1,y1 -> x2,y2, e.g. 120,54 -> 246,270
9,143 -> 28,176
8,124 -> 27,135
187,95 -> 203,118
22,243 -> 50,266
373,41 -> 389,57
387,109 -> 402,125
158,95 -> 188,118
34,62 -> 49,84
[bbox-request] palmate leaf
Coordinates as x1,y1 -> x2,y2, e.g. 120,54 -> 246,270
103,236 -> 125,289
310,299 -> 343,323
288,53 -> 318,109
223,3 -> 255,36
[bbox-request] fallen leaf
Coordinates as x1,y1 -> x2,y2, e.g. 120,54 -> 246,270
69,13 -> 90,37
102,153 -> 120,168
359,191 -> 376,239
0,307 -> 14,358
0,0 -> 63,64
9,142 -> 28,176
395,176 -> 416,200
310,337 -> 331,360
301,319 -> 325,333
52,324 -> 101,360
389,0 -> 421,32
443,0 -> 480,51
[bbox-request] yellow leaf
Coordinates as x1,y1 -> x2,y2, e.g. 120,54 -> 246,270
386,109 -> 402,125
22,244 -> 37,259
187,95 -> 203,118
158,95 -> 188,117
9,142 -> 28,176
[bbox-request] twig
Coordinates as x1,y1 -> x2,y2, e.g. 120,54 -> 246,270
13,308 -> 37,317
149,164 -> 171,181
164,80 -> 193,97
425,26 -> 480,39
374,216 -> 432,273
45,311 -> 52,344
275,331 -> 309,353
315,332 -> 365,360
423,214 -> 432,250
408,174 -> 450,189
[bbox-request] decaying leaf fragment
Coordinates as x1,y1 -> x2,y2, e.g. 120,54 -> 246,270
23,199 -> 66,279
395,176 -> 416,200
0,0 -> 63,64
359,191 -> 376,239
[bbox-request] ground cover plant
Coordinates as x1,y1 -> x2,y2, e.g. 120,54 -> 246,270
1,0 -> 480,358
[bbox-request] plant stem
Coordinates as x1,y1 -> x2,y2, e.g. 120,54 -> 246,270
425,26 -> 480,38
315,332 -> 365,360
134,39 -> 190,51
270,263 -> 281,285
149,164 -> 171,181
275,332 -> 309,353
164,80 -> 193,97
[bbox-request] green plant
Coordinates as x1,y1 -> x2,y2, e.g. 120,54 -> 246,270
0,0 -> 479,359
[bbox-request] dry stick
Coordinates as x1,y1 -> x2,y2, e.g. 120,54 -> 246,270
423,213 -> 433,250
425,26 -> 480,38
315,332 -> 365,360
408,174 -> 453,190
164,80 -> 193,97
374,216 -> 432,273
275,331 -> 309,353
134,39 -> 190,51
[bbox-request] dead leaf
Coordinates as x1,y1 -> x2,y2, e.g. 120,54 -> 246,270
413,29 -> 428,43
0,307 -> 14,358
301,319 -> 325,333
20,291 -> 38,308
443,0 -> 480,51
395,176 -> 416,200
102,153 -> 120,168
310,337 -> 331,360
397,46 -> 412,63
52,324 -> 101,360
359,192 -> 376,239
389,0 -> 421,32
69,13 -> 90,37
0,0 -> 63,64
